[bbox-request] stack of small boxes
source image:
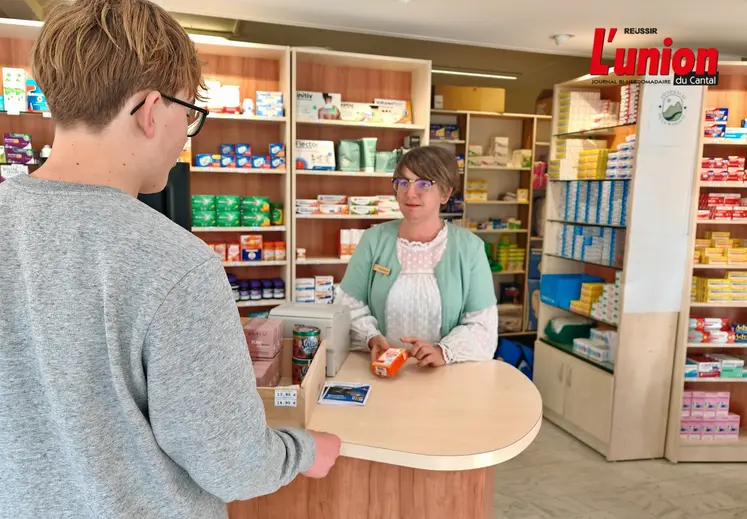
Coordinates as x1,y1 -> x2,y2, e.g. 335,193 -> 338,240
572,328 -> 618,364
557,90 -> 619,134
255,91 -> 284,117
548,139 -> 606,180
700,155 -> 746,185
195,142 -> 285,170
604,135 -> 636,179
618,84 -> 640,125
338,228 -> 365,260
465,179 -> 488,202
556,224 -> 624,267
295,276 -> 336,304
681,390 -> 740,441
694,231 -> 747,266
2,133 -> 34,166
569,281 -> 604,317
590,271 -> 622,325
493,241 -> 525,273
466,137 -> 510,168
692,270 -> 747,304
576,148 -> 610,179
697,188 -> 747,222
243,318 -> 284,387
557,180 -> 628,226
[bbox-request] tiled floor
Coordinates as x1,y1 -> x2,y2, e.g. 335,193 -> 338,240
494,420 -> 747,518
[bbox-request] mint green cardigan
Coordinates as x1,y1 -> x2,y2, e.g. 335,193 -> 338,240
339,220 -> 497,338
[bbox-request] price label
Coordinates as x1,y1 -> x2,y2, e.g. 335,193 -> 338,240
42,112 -> 52,118
274,389 -> 298,407
0,164 -> 29,179
7,110 -> 20,116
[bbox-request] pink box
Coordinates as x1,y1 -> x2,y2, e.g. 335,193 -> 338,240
715,391 -> 731,417
715,418 -> 729,440
704,393 -> 719,418
252,350 -> 282,387
726,413 -> 741,439
682,391 -> 692,417
680,419 -> 692,440
691,391 -> 707,417
689,420 -> 702,440
702,416 -> 718,440
243,318 -> 283,360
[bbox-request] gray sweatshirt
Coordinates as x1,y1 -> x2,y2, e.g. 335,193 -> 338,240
0,174 -> 315,519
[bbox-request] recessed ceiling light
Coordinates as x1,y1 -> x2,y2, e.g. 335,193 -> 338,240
551,34 -> 574,46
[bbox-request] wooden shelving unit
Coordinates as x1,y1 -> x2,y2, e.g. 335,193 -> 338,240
289,48 -> 431,300
430,109 -> 551,336
534,72 -> 704,461
665,62 -> 747,463
0,19 -> 292,316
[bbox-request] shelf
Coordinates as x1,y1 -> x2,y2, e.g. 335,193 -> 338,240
492,270 -> 526,276
541,300 -> 618,327
192,226 -> 286,232
684,377 -> 747,383
690,302 -> 747,308
678,434 -> 747,462
207,114 -> 286,123
700,182 -> 747,188
465,200 -> 529,206
470,229 -> 528,234
236,299 -> 286,308
222,261 -> 287,267
545,253 -> 623,270
697,220 -> 747,225
296,257 -> 350,265
468,166 -> 531,171
430,109 -> 550,120
703,139 -> 747,146
686,343 -> 747,348
296,119 -> 425,131
0,109 -> 51,118
501,331 -> 538,337
191,167 -> 286,175
535,141 -> 551,146
431,139 -> 466,144
553,122 -> 637,139
547,219 -> 625,229
693,264 -> 747,270
540,338 -> 615,374
295,214 -> 401,220
549,178 -> 631,182
295,169 -> 393,178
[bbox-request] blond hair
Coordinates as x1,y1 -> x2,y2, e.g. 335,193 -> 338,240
32,0 -> 205,130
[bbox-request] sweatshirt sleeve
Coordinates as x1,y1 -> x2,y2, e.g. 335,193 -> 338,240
142,257 -> 315,502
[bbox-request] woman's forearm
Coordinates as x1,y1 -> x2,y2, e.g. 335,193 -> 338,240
334,289 -> 383,351
438,305 -> 498,363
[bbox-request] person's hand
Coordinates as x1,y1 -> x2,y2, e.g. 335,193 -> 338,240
368,335 -> 390,362
302,431 -> 341,479
401,337 -> 446,368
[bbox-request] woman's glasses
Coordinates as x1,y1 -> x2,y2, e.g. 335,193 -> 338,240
392,177 -> 435,194
130,94 -> 209,137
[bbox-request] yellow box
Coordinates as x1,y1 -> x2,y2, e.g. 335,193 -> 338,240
434,85 -> 505,112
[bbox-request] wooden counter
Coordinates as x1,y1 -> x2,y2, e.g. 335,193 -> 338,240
228,353 -> 542,519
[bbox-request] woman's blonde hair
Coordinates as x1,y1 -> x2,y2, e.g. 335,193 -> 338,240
32,0 -> 205,130
394,146 -> 460,196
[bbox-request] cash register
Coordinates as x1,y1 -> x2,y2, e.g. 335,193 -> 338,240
269,303 -> 351,376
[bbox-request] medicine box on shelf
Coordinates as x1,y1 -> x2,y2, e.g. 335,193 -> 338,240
249,333 -> 327,428
540,273 -> 605,309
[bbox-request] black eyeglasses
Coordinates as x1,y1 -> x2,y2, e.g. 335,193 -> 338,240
130,93 -> 209,137
392,177 -> 435,193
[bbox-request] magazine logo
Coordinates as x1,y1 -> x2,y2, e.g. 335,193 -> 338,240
590,28 -> 719,86
658,90 -> 686,125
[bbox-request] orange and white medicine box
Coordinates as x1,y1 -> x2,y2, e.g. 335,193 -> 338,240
372,348 -> 409,377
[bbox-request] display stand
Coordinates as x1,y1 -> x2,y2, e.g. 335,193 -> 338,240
430,110 -> 551,336
0,18 -> 292,317
665,62 -> 747,463
535,72 -> 703,460
289,49 -> 431,299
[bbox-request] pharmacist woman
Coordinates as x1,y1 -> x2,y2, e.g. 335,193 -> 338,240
336,146 -> 498,368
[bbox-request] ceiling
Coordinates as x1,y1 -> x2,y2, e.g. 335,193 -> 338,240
155,0 -> 747,59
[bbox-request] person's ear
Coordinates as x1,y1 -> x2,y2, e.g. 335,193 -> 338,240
133,91 -> 161,139
440,186 -> 453,204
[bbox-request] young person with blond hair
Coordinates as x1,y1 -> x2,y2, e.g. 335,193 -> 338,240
0,1 -> 340,517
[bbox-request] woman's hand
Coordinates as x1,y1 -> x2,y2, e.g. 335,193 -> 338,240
401,337 -> 446,368
368,335 -> 390,362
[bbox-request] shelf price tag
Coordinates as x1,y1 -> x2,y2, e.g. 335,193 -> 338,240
42,112 -> 52,118
0,164 -> 29,179
274,389 -> 297,407
6,109 -> 20,116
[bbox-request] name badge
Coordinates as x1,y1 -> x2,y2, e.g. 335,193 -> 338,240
373,264 -> 391,276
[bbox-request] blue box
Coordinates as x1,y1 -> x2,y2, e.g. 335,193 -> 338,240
269,142 -> 285,158
236,143 -> 251,157
220,154 -> 236,168
252,155 -> 270,169
540,273 -> 604,309
220,144 -> 235,155
237,156 -> 251,168
271,157 -> 285,169
528,249 -> 542,280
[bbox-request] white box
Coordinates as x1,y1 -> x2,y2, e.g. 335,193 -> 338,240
296,91 -> 342,121
295,139 -> 335,170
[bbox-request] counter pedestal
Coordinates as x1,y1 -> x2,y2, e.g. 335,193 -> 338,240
227,456 -> 494,519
